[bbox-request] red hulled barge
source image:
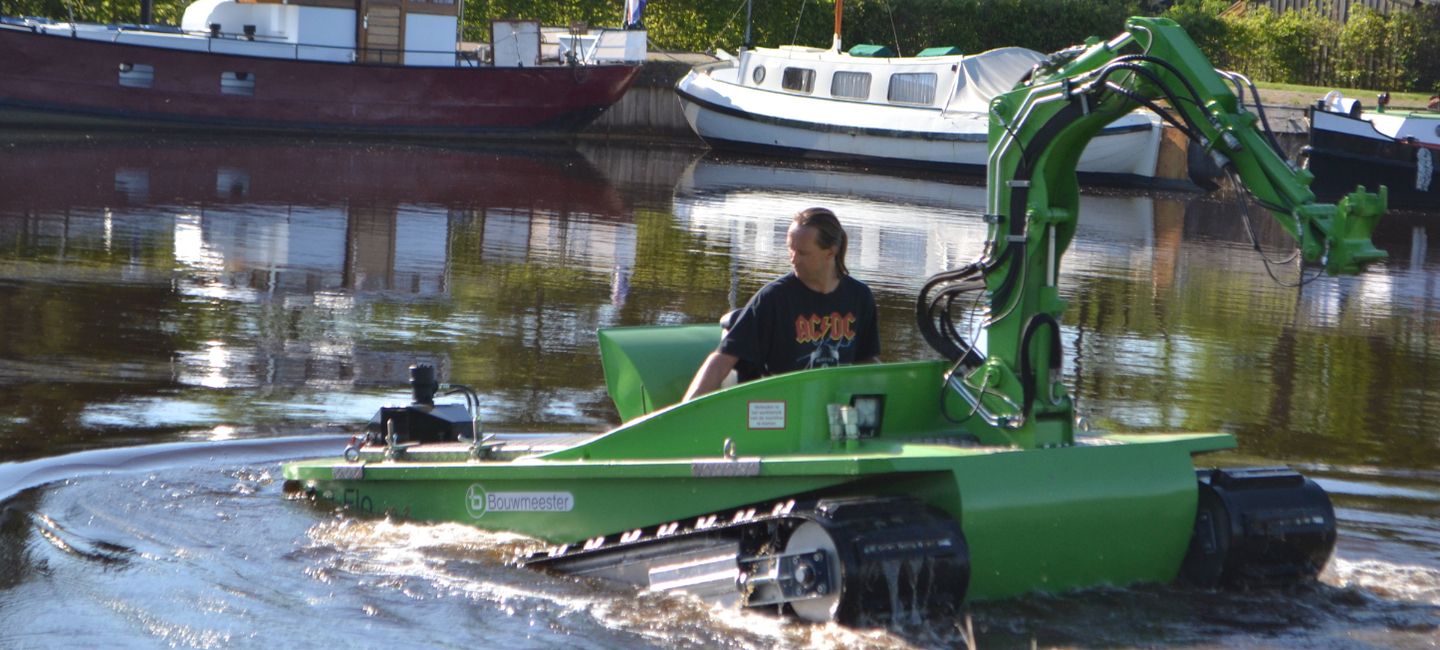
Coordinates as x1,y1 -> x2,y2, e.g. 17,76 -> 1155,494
0,2 -> 645,136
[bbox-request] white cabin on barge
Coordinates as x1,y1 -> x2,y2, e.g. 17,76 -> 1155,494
18,1 -> 644,68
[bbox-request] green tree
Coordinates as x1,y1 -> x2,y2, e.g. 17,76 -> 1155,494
1390,3 -> 1440,92
1262,6 -> 1334,85
1159,0 -> 1230,54
4,0 -> 186,25
1334,7 -> 1391,90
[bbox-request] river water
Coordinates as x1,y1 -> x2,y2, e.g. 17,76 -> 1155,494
0,133 -> 1437,649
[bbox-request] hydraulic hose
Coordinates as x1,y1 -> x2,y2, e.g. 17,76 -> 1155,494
1019,312 -> 1063,415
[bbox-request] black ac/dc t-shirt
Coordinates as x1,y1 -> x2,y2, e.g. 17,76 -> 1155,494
718,272 -> 881,380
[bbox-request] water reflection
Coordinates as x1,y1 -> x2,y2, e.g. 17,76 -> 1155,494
673,155 -> 1168,292
3,138 -> 1439,465
0,135 -> 1439,648
0,138 -> 641,459
1066,193 -> 1440,470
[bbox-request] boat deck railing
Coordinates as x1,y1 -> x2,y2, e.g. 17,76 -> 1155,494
3,17 -> 633,68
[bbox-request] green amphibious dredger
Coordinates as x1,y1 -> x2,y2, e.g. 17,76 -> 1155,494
284,18 -> 1389,624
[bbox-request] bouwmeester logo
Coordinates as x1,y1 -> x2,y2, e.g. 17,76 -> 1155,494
465,484 -> 488,518
465,484 -> 574,519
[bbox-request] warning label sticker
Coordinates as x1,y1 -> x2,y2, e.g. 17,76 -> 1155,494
747,401 -> 786,429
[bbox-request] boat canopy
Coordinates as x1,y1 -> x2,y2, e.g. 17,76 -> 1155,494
947,47 -> 1046,114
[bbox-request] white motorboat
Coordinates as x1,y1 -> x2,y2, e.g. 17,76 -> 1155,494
674,2 -> 1175,186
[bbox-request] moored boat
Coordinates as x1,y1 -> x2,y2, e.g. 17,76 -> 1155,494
0,4 -> 646,136
675,45 -> 1171,185
1306,91 -> 1439,209
673,0 -> 1179,187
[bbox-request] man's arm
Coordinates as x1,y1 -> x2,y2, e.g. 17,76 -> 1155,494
684,352 -> 740,401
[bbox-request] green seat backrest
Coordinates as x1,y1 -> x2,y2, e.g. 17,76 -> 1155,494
917,46 -> 963,57
597,324 -> 722,422
848,44 -> 895,58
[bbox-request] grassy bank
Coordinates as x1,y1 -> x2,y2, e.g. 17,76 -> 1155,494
1255,81 -> 1432,108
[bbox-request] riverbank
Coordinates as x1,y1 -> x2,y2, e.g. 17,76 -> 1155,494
583,53 -> 714,141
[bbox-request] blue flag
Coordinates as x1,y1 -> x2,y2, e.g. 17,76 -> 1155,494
624,0 -> 646,27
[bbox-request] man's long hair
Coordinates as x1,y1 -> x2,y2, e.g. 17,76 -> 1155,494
793,207 -> 850,277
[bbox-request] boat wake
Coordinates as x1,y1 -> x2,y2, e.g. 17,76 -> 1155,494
296,513 -> 1440,649
1332,558 -> 1440,605
0,434 -> 351,502
1,442 -> 1437,649
302,517 -> 936,650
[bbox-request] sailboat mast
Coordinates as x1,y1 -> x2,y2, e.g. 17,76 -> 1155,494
832,0 -> 843,51
744,0 -> 753,49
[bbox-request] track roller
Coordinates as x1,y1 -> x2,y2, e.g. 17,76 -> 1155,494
1178,467 -> 1337,587
525,495 -> 970,624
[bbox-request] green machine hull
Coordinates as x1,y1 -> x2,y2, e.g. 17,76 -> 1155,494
286,353 -> 1235,604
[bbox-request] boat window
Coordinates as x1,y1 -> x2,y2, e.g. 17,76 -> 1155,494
887,73 -> 937,105
118,63 -> 154,88
831,71 -> 871,100
752,66 -> 766,85
221,72 -> 255,96
781,67 -> 815,94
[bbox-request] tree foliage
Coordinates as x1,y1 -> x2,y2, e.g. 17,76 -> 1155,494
1162,0 -> 1439,92
468,0 -> 1141,55
4,0 -> 1433,92
3,0 -> 186,25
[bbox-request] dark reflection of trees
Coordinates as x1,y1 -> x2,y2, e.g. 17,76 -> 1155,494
0,211 -> 186,461
437,200 -> 736,428
1065,195 -> 1440,470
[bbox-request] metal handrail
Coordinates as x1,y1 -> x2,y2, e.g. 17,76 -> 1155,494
27,18 -> 640,67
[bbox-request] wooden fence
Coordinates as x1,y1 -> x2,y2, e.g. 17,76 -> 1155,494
1247,0 -> 1435,20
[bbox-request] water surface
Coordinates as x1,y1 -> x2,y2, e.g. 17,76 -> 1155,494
1,133 -> 1437,648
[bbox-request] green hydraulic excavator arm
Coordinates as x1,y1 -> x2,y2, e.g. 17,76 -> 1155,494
916,16 -> 1388,450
